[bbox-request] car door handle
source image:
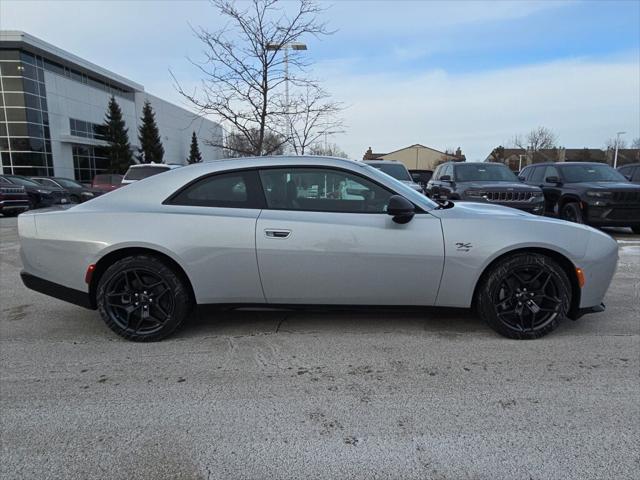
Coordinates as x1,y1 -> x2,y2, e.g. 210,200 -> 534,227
264,229 -> 291,239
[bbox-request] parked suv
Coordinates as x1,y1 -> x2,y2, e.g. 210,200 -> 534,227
31,177 -> 102,203
92,174 -> 123,192
0,175 -> 70,209
0,176 -> 30,216
618,163 -> 640,184
519,162 -> 640,233
426,162 -> 544,214
121,164 -> 182,185
363,160 -> 424,193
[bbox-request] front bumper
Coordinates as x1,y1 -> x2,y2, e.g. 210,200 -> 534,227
0,199 -> 30,213
585,204 -> 640,227
20,271 -> 94,309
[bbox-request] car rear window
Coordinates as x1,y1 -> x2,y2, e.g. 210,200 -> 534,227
124,165 -> 170,181
369,163 -> 412,181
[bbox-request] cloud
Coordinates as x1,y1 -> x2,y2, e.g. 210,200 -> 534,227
317,54 -> 640,160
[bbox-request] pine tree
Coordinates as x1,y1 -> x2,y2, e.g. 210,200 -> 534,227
137,100 -> 164,163
187,131 -> 203,163
103,96 -> 133,173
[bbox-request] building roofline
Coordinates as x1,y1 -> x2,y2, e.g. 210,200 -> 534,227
382,143 -> 451,157
0,30 -> 144,92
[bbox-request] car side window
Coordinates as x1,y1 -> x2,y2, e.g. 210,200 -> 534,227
529,167 -> 545,184
167,170 -> 265,208
432,166 -> 441,180
259,168 -> 394,213
38,178 -> 57,187
632,167 -> 640,182
519,167 -> 531,181
543,166 -> 560,182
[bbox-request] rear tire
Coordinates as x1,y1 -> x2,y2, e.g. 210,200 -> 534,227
476,253 -> 571,339
96,255 -> 192,341
560,202 -> 584,224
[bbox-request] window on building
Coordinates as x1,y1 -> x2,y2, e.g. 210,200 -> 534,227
72,145 -> 109,183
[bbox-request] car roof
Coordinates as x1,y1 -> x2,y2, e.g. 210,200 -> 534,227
127,163 -> 182,169
618,163 -> 640,168
363,160 -> 404,165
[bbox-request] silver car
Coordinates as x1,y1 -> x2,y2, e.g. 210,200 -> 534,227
18,156 -> 618,341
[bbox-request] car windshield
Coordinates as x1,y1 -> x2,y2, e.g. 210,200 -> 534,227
370,163 -> 412,181
560,164 -> 628,183
455,164 -> 518,182
124,165 -> 170,181
6,176 -> 41,187
55,178 -> 83,188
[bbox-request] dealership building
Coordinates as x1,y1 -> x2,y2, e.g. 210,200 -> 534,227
0,31 -> 223,181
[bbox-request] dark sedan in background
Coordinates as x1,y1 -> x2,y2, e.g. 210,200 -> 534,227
618,163 -> 640,184
426,162 -> 544,214
31,177 -> 102,203
520,162 -> 640,233
0,175 -> 70,210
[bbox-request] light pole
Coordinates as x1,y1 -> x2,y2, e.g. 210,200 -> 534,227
266,42 -> 307,154
324,130 -> 346,151
613,131 -> 626,168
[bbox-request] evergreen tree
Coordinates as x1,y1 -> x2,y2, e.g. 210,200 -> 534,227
137,100 -> 164,163
103,96 -> 133,173
188,131 -> 203,163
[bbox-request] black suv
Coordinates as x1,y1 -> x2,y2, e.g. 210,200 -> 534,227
519,162 -> 640,233
426,162 -> 544,214
0,175 -> 70,209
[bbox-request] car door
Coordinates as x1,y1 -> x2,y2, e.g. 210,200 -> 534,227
427,166 -> 441,198
255,166 -> 444,305
540,165 -> 563,214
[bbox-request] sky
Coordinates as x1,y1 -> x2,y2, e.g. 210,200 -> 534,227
1,0 -> 639,161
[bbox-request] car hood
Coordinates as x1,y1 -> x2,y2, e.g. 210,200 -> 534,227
566,181 -> 640,191
458,181 -> 540,191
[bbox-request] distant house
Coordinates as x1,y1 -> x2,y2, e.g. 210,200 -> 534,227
486,147 -> 640,171
363,144 -> 465,171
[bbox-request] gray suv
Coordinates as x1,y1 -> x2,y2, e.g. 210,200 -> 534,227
363,160 -> 424,193
427,162 -> 544,214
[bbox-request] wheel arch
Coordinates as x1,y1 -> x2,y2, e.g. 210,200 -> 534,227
559,194 -> 582,210
88,247 -> 196,308
471,247 -> 581,318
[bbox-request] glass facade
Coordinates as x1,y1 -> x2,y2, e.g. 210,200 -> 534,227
69,118 -> 107,141
0,50 -> 53,176
72,144 -> 109,183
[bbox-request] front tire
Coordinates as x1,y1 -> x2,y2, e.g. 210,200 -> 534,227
96,255 -> 191,341
476,253 -> 571,339
560,202 -> 584,224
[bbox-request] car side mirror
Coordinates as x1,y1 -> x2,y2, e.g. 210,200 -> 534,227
387,195 -> 415,224
545,176 -> 562,185
440,175 -> 451,182
624,174 -> 632,181
518,176 -> 526,182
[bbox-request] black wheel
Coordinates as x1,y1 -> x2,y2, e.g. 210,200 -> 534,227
560,202 -> 583,224
96,255 -> 192,341
476,253 -> 571,339
632,226 -> 640,234
70,194 -> 80,203
2,210 -> 20,217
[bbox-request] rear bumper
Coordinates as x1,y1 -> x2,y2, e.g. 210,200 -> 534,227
20,271 -> 94,309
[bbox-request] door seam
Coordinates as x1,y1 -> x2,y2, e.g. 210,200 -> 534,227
254,209 -> 269,303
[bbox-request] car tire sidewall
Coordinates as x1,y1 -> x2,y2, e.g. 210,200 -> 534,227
96,255 -> 191,342
476,253 -> 571,340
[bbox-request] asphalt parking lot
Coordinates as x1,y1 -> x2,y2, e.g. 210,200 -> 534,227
1,216 -> 639,480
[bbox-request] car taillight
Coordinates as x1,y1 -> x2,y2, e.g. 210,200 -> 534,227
85,264 -> 96,284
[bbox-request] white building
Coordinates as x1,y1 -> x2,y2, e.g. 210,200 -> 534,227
0,31 -> 223,181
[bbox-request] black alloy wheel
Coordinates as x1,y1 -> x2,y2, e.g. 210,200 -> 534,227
96,255 -> 191,341
477,253 -> 571,339
561,202 -> 583,224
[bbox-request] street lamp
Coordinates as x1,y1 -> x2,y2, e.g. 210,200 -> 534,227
266,42 -> 307,154
613,131 -> 626,168
323,130 -> 346,151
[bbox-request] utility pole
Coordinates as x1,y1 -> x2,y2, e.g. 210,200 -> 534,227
613,131 -> 626,168
266,42 -> 307,154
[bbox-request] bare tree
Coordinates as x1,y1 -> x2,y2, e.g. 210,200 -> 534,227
172,0 -> 332,157
224,128 -> 285,157
605,137 -> 628,150
287,85 -> 344,155
308,142 -> 348,158
512,126 -> 557,151
632,137 -> 640,149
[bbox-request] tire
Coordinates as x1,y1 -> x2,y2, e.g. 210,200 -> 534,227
632,226 -> 640,234
476,253 -> 571,339
560,202 -> 583,224
70,194 -> 80,204
2,210 -> 20,217
96,255 -> 192,341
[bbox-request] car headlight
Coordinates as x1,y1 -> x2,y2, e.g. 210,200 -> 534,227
586,191 -> 613,198
530,191 -> 544,200
465,190 -> 485,198
83,192 -> 94,197
36,189 -> 52,194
